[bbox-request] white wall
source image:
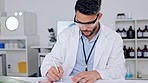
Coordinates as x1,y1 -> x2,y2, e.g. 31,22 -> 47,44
5,0 -> 148,45
101,0 -> 148,29
0,0 -> 5,11
5,0 -> 76,45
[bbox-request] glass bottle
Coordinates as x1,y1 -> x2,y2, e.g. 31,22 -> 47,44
123,45 -> 128,58
137,71 -> 142,78
137,27 -> 143,38
127,26 -> 135,39
143,25 -> 148,38
116,28 -> 122,37
137,47 -> 142,58
122,28 -> 127,39
142,45 -> 148,58
127,47 -> 131,58
129,47 -> 135,58
125,63 -> 133,78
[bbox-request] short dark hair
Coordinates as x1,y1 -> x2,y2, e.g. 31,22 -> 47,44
75,0 -> 102,15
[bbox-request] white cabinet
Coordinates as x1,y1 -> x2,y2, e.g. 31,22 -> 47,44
115,19 -> 148,79
0,36 -> 39,76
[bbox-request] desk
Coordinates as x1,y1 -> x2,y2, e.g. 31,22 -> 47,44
1,76 -> 148,83
31,45 -> 54,76
31,46 -> 53,53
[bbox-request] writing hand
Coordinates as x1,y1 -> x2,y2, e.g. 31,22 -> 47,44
46,66 -> 64,82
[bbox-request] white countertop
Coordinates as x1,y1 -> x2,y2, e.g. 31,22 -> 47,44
10,76 -> 148,83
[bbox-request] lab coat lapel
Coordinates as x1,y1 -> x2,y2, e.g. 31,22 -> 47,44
69,26 -> 79,67
93,27 -> 108,69
71,31 -> 79,61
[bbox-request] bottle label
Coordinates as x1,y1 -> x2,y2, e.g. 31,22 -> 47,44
145,32 -> 148,37
129,31 -> 134,38
144,52 -> 148,57
137,52 -> 142,57
130,52 -> 135,57
122,32 -> 127,37
143,32 -> 148,37
138,32 -> 143,37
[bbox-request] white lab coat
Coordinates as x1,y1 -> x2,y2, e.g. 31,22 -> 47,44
41,23 -> 126,79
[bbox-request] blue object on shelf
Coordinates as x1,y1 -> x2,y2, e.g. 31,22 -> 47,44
125,73 -> 133,78
0,43 -> 5,48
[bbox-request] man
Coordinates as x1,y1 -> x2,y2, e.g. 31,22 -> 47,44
41,0 -> 126,83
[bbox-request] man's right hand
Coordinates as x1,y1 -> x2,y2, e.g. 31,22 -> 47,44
46,66 -> 64,82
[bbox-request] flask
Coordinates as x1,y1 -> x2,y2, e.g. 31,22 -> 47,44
142,45 -> 148,58
137,27 -> 143,38
127,26 -> 135,39
127,12 -> 132,20
137,47 -> 142,58
125,63 -> 133,78
122,28 -> 127,39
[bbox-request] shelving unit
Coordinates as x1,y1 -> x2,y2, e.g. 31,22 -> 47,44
0,11 -> 39,77
115,19 -> 148,79
0,36 -> 39,76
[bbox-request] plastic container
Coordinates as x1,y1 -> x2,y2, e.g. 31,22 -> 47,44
18,62 -> 26,73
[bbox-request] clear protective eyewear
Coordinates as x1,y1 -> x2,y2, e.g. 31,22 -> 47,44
74,14 -> 99,28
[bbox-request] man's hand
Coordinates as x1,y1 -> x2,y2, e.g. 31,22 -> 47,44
46,66 -> 64,82
72,70 -> 102,83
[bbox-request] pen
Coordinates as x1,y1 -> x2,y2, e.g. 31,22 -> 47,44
52,60 -> 63,82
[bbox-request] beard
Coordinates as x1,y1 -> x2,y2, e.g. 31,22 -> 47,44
81,25 -> 97,37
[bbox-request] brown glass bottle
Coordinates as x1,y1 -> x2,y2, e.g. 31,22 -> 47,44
122,28 -> 127,39
127,26 -> 135,39
142,45 -> 148,58
123,45 -> 128,58
137,27 -> 143,38
143,25 -> 148,38
129,47 -> 135,58
116,28 -> 122,37
137,47 -> 142,58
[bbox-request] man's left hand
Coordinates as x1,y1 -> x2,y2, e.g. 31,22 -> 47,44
71,70 -> 102,83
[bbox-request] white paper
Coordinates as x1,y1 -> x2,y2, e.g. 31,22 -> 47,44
35,76 -> 72,83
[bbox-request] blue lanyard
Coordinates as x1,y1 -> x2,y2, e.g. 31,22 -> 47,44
81,35 -> 99,71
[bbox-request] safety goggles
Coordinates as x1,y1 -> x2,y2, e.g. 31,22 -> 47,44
74,14 -> 99,28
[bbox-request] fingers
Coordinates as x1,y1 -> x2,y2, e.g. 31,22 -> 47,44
58,66 -> 64,78
72,72 -> 87,83
86,80 -> 94,83
72,71 -> 100,83
46,66 -> 61,81
79,77 -> 89,83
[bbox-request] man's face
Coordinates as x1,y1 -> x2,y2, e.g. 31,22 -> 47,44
74,11 -> 100,37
